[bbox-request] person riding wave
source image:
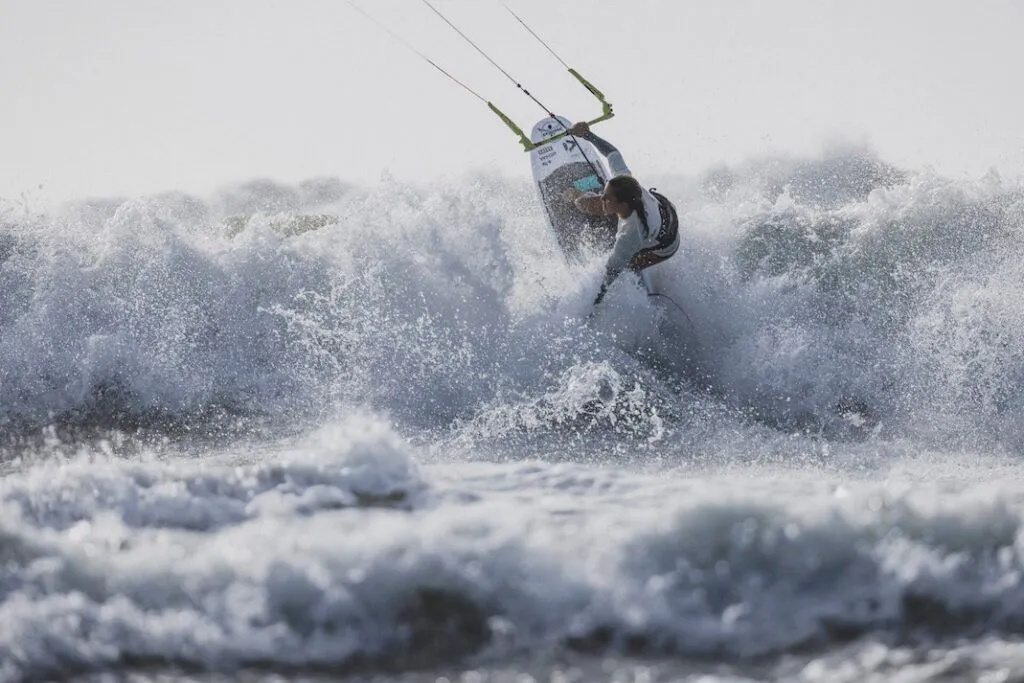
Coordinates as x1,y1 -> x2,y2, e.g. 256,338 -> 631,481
561,121 -> 679,305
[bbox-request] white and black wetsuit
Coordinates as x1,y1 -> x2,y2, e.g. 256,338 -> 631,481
579,130 -> 680,293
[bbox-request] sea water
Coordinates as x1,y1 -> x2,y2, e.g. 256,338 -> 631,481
2,148 -> 1024,682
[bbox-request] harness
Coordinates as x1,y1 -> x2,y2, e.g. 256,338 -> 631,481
648,189 -> 679,246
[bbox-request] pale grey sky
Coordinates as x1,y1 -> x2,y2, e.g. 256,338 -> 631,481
2,0 -> 1022,203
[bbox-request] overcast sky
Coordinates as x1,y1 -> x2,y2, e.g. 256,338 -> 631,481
2,0 -> 1022,203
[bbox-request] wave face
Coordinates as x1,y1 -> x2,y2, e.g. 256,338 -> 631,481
3,149 -> 1024,679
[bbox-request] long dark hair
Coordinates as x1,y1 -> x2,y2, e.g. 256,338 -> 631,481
606,175 -> 649,234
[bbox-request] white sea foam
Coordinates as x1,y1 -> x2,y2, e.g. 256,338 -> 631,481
2,148 -> 1024,679
3,153 -> 1023,451
1,424 -> 1024,680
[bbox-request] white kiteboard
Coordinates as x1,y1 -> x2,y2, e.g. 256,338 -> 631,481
529,116 -> 618,261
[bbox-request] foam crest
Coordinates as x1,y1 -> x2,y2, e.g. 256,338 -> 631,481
0,177 -> 523,436
2,416 -> 422,530
3,152 -> 1024,453
453,360 -> 668,450
661,157 -> 1024,444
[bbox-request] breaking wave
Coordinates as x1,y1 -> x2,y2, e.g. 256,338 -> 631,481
1,146 -> 1023,457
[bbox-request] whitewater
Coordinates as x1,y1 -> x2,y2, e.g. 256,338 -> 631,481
2,146 -> 1024,682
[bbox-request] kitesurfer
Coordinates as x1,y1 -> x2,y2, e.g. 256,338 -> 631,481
562,122 -> 679,305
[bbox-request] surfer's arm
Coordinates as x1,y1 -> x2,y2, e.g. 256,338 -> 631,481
569,122 -> 632,177
562,187 -> 613,216
594,224 -> 644,303
575,193 -> 608,215
582,131 -> 631,177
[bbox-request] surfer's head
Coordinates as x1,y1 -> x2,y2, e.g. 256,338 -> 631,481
602,175 -> 643,219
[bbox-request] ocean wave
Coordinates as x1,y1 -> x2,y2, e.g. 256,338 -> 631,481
1,423 -> 1023,678
2,150 -> 1023,453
